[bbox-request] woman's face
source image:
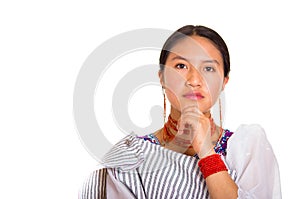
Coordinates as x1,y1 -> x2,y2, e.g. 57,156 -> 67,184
159,35 -> 229,115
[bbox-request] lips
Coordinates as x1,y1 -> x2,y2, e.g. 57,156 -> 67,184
183,92 -> 204,100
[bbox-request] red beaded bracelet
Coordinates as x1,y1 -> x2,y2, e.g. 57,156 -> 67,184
198,154 -> 228,179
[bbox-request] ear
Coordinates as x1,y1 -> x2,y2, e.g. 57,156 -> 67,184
221,76 -> 229,91
158,70 -> 165,87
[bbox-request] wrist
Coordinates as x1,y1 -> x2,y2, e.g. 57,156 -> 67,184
198,154 -> 228,179
197,146 -> 216,159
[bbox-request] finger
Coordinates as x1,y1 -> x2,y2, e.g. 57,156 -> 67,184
180,112 -> 201,118
178,118 -> 200,134
181,105 -> 203,114
177,118 -> 194,135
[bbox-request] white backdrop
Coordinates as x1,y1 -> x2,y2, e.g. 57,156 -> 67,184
1,0 -> 298,198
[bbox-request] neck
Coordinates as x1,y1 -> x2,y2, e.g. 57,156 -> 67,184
156,107 -> 221,156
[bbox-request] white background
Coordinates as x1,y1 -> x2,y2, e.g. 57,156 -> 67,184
1,0 -> 299,198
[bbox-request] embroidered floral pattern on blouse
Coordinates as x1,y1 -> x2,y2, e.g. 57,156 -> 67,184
137,134 -> 160,145
214,129 -> 234,156
138,129 -> 234,157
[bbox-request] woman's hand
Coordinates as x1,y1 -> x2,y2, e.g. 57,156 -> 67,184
177,105 -> 216,158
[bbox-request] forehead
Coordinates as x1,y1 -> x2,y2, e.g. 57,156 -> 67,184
169,36 -> 223,64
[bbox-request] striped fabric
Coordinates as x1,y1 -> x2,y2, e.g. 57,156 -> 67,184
80,168 -> 107,199
80,134 -> 236,199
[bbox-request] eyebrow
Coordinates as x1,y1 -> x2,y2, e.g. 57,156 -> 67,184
171,55 -> 189,62
171,55 -> 220,65
202,60 -> 220,65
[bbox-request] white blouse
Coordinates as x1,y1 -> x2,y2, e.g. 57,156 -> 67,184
226,124 -> 282,198
79,124 -> 282,199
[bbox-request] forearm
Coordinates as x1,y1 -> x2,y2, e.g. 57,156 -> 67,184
206,171 -> 238,199
197,152 -> 238,199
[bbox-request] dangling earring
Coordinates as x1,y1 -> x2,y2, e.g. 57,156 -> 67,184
162,86 -> 166,124
219,97 -> 223,134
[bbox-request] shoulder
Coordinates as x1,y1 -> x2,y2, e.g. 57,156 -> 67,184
225,124 -> 275,167
229,124 -> 268,145
100,134 -> 146,171
227,124 -> 272,154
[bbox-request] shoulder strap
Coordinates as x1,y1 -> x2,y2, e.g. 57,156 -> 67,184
79,168 -> 108,199
98,168 -> 107,199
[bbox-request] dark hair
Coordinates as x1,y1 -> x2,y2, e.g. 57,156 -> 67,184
159,25 -> 230,77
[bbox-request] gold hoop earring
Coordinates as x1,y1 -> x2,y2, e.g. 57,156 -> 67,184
162,87 -> 166,124
219,97 -> 223,134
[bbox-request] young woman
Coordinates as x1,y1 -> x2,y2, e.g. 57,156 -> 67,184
80,25 -> 281,198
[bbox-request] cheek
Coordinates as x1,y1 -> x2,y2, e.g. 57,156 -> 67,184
203,75 -> 223,103
162,68 -> 186,108
163,68 -> 186,95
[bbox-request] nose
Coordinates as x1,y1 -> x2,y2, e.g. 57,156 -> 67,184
186,67 -> 203,88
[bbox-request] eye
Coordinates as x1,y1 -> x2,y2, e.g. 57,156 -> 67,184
176,63 -> 188,69
203,66 -> 215,72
